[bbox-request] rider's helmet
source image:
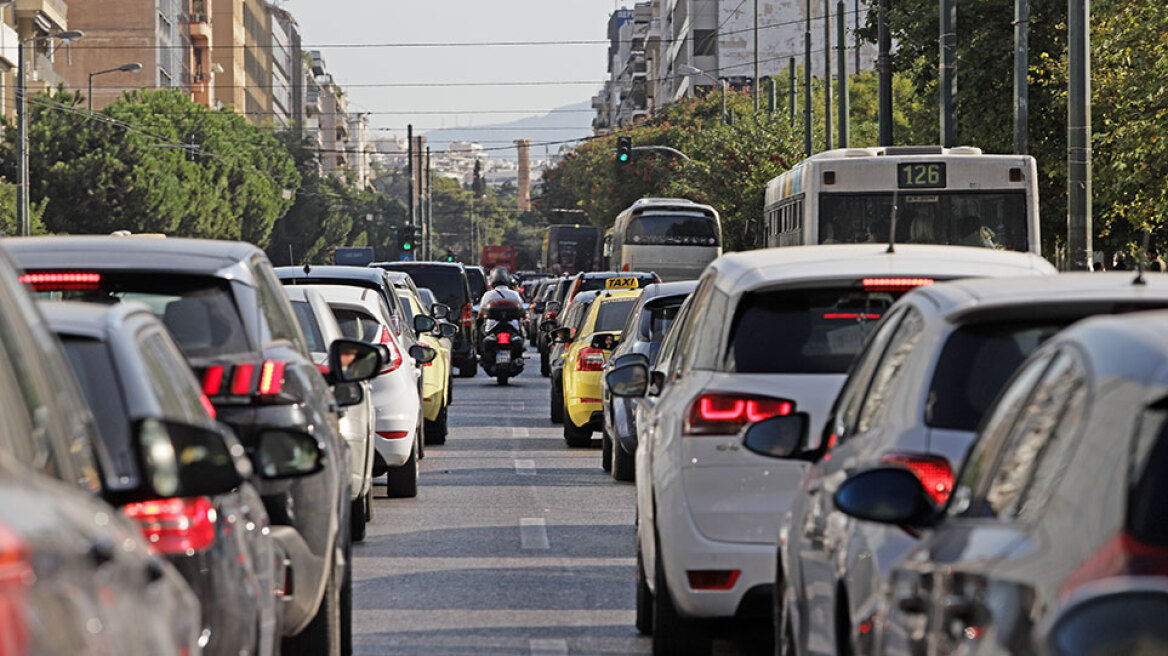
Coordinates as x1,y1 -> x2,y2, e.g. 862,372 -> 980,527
489,267 -> 510,288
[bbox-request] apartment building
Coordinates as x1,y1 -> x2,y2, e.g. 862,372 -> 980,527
0,5 -> 23,121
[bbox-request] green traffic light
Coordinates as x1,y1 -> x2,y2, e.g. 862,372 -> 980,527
403,242 -> 413,251
619,153 -> 629,162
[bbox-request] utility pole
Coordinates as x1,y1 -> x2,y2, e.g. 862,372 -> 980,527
877,0 -> 893,146
823,0 -> 832,150
406,124 -> 415,247
1014,0 -> 1030,154
1067,0 -> 1092,270
425,147 -> 433,260
804,0 -> 813,156
837,0 -> 850,148
789,58 -> 797,122
855,0 -> 861,73
940,0 -> 957,147
754,0 -> 760,111
768,77 -> 777,113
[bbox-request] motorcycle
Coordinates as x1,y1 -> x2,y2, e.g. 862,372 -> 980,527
480,301 -> 526,385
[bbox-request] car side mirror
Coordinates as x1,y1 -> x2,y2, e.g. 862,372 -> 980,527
741,413 -> 809,459
253,429 -> 325,479
590,333 -> 620,350
327,339 -> 384,383
410,344 -> 437,364
333,381 -> 364,408
534,301 -> 546,313
605,361 -> 649,397
413,314 -> 437,334
135,418 -> 244,500
545,301 -> 562,314
610,353 -> 649,369
438,321 -> 458,338
833,467 -> 938,527
430,303 -> 451,320
551,327 -> 573,344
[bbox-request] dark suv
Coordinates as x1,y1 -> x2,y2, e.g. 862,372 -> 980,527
7,237 -> 381,655
373,261 -> 478,377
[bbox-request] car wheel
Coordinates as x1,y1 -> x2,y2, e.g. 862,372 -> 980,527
563,418 -> 592,448
458,358 -> 477,378
612,440 -> 635,482
349,497 -> 367,543
652,549 -> 711,655
283,557 -> 341,656
364,488 -> 373,522
635,535 -> 654,636
540,349 -> 550,377
601,431 -> 613,472
550,376 -> 564,424
386,440 -> 419,498
424,405 -> 448,445
447,376 -> 454,403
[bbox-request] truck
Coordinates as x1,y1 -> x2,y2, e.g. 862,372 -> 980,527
481,245 -> 517,272
334,247 -> 374,266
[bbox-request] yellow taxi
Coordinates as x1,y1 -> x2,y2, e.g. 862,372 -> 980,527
400,292 -> 453,443
559,288 -> 643,446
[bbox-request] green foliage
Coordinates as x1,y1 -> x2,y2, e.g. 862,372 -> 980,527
0,180 -> 47,237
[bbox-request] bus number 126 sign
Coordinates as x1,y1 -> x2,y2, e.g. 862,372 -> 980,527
897,163 -> 946,189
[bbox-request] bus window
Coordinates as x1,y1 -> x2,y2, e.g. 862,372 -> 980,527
818,192 -> 1028,251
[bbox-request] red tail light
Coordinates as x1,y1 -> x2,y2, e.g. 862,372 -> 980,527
497,332 -> 512,345
201,365 -> 225,396
230,363 -> 255,396
377,327 -> 403,374
123,497 -> 217,555
258,360 -> 285,395
198,394 -> 217,419
862,277 -> 935,292
18,271 -> 101,291
687,570 -> 740,590
684,393 -> 794,435
824,313 -> 883,320
1062,531 -> 1168,597
315,364 -> 330,375
577,347 -> 606,372
622,264 -> 631,272
881,452 -> 954,505
376,431 -> 409,440
460,303 -> 473,326
0,523 -> 31,656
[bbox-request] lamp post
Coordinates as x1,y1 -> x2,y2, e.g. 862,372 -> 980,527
678,65 -> 728,124
88,62 -> 142,111
18,29 -> 84,237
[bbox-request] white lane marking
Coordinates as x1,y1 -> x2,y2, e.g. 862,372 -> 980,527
515,459 -> 536,475
512,427 -> 530,438
529,639 -> 568,656
520,518 -> 549,549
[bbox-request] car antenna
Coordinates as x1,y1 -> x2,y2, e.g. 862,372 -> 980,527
1134,229 -> 1150,286
886,188 -> 899,254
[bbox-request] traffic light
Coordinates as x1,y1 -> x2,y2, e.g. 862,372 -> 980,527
445,250 -> 455,263
616,136 -> 632,165
399,226 -> 414,253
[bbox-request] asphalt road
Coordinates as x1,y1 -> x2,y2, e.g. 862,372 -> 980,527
352,349 -> 765,655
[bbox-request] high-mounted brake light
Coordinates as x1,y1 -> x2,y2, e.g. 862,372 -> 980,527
258,360 -> 286,395
881,452 -> 954,505
862,278 -> 935,292
18,271 -> 102,291
824,313 -> 882,320
122,497 -> 217,555
230,363 -> 255,396
685,393 -> 793,435
577,347 -> 606,372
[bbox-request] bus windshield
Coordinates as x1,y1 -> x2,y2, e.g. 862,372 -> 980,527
818,191 -> 1029,252
627,214 -> 719,247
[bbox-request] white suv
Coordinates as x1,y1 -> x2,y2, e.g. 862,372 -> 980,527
605,244 -> 1055,655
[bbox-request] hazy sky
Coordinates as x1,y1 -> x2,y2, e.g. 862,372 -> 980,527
280,0 -> 621,147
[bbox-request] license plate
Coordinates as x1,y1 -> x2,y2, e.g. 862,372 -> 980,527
496,352 -> 511,365
605,277 -> 638,290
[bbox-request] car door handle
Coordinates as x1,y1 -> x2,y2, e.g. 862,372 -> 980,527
897,593 -> 928,615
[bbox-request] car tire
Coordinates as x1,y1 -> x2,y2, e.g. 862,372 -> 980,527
349,497 -> 367,543
364,488 -> 373,522
652,551 -> 711,656
458,358 -> 477,378
601,432 -> 613,472
611,440 -> 635,482
283,557 -> 341,656
386,439 -> 419,498
550,376 -> 564,424
424,405 -> 448,445
563,418 -> 592,447
540,349 -> 550,377
447,375 -> 454,403
635,535 -> 654,636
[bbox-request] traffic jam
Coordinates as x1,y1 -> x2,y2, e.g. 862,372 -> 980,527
3,168 -> 1168,656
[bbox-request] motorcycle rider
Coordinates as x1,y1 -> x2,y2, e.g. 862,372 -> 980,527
479,266 -> 525,335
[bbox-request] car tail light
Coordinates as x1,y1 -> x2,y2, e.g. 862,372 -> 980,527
687,570 -> 740,590
1061,531 -> 1168,597
198,394 -> 217,419
0,523 -> 31,656
230,363 -> 255,396
862,277 -> 935,292
823,313 -> 882,320
622,264 -> 630,272
497,332 -> 511,345
460,303 -> 473,326
684,393 -> 794,435
577,347 -> 606,372
881,452 -> 954,505
201,365 -> 226,396
377,327 -> 403,374
18,271 -> 102,291
315,364 -> 329,375
258,360 -> 285,395
123,497 -> 217,555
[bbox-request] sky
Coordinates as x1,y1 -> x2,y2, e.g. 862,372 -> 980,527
280,0 -> 622,150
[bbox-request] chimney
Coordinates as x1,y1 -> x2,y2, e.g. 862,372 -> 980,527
516,139 -> 531,212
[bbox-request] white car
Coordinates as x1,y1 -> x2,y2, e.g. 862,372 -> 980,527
308,284 -> 426,499
605,244 -> 1055,655
284,286 -> 377,540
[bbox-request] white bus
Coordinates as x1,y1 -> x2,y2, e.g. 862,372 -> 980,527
763,146 -> 1041,254
607,198 -> 722,282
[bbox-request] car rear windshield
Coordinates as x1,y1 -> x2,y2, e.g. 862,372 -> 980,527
291,300 -> 326,354
466,269 -> 488,299
333,308 -> 381,342
387,267 -> 467,310
926,321 -> 1067,431
35,274 -> 251,358
59,337 -> 137,484
725,287 -> 896,374
594,299 -> 637,333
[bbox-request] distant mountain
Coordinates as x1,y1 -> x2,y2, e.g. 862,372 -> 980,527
421,100 -> 594,161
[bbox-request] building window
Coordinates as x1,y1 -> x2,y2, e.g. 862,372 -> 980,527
694,30 -> 717,57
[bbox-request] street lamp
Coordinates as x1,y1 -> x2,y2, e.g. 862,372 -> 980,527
17,29 -> 84,237
89,62 -> 142,111
678,64 -> 728,124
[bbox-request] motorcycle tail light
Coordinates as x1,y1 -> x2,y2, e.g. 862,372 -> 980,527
880,452 -> 954,505
123,497 -> 217,555
498,332 -> 511,345
684,393 -> 793,435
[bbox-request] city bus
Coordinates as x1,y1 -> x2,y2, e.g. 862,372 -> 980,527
542,224 -> 603,275
763,146 -> 1041,254
606,198 -> 722,281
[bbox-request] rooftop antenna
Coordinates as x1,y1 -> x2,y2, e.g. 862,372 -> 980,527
1134,229 -> 1150,286
886,188 -> 899,253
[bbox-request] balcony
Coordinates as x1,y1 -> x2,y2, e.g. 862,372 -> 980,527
15,0 -> 67,31
0,22 -> 17,69
188,11 -> 211,42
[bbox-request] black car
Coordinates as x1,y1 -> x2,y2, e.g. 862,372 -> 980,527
7,237 -> 381,655
539,275 -> 577,376
373,261 -> 479,377
43,301 -> 284,656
